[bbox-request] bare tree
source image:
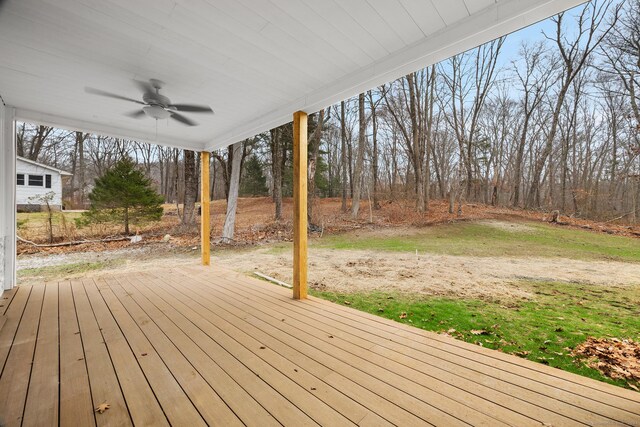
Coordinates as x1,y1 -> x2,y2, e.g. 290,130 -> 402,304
270,126 -> 284,221
351,93 -> 366,218
308,109 -> 326,223
222,141 -> 244,241
340,100 -> 348,212
512,42 -> 555,207
182,150 -> 198,224
441,38 -> 504,201
527,1 -> 619,208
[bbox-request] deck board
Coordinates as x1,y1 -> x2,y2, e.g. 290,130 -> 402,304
168,268 -> 575,426
151,269 -> 498,426
107,276 -> 243,426
58,281 -> 95,427
83,278 -> 168,427
0,285 -> 44,426
22,282 -> 59,427
0,265 -> 638,427
178,266 -> 634,425
70,279 -> 131,427
193,267 -> 640,411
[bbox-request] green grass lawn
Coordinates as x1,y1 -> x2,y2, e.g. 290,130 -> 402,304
317,220 -> 640,262
309,220 -> 640,391
313,280 -> 640,390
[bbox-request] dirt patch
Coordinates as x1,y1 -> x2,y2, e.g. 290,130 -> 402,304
480,220 -> 535,233
16,243 -> 200,285
573,338 -> 640,388
216,248 -> 640,302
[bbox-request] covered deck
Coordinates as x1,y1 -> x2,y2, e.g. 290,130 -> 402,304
1,266 -> 638,426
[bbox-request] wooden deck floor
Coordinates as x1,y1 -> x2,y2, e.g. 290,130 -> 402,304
0,266 -> 639,426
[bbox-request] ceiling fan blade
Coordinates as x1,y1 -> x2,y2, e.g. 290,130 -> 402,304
85,87 -> 144,104
169,104 -> 214,113
171,112 -> 198,126
132,79 -> 155,94
124,109 -> 146,119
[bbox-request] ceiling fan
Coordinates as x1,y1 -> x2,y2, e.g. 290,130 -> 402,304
85,79 -> 213,126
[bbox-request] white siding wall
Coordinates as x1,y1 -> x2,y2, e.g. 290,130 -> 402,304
16,159 -> 65,207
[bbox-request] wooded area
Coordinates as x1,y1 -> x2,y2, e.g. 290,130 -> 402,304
16,1 -> 640,230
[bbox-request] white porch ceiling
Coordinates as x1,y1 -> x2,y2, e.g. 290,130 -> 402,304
0,0 -> 584,151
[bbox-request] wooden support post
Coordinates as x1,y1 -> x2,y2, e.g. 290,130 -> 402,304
0,105 -> 16,292
293,111 -> 308,299
200,151 -> 211,266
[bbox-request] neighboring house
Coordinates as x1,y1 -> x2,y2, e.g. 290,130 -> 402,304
16,156 -> 72,211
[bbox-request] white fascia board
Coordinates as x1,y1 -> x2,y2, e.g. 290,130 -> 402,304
15,108 -> 207,152
205,0 -> 586,151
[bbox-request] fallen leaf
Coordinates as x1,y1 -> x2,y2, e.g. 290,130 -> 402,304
399,312 -> 407,319
447,328 -> 456,334
470,329 -> 488,335
629,383 -> 639,392
573,337 -> 640,382
95,403 -> 110,414
328,335 -> 334,339
259,346 -> 266,350
343,301 -> 351,305
310,387 -> 316,391
141,353 -> 148,356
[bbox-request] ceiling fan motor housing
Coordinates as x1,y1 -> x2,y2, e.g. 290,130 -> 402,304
142,92 -> 173,119
143,92 -> 171,107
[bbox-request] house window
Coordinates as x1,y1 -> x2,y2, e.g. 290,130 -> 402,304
28,175 -> 44,186
17,174 -> 25,186
45,174 -> 52,189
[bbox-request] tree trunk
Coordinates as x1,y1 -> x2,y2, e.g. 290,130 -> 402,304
340,101 -> 348,212
369,91 -> 381,210
222,142 -> 243,241
124,206 -> 130,235
308,109 -> 325,223
407,74 -> 425,212
271,127 -> 283,221
351,93 -> 366,219
182,150 -> 198,224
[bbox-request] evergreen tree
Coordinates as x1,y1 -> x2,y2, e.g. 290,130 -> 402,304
240,155 -> 269,196
78,157 -> 164,234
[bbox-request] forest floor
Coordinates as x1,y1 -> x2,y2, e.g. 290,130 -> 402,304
15,197 -> 640,390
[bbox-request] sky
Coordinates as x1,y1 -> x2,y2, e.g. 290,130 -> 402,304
498,0 -> 624,67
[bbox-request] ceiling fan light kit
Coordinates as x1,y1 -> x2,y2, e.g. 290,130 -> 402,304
143,104 -> 171,120
85,79 -> 214,127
